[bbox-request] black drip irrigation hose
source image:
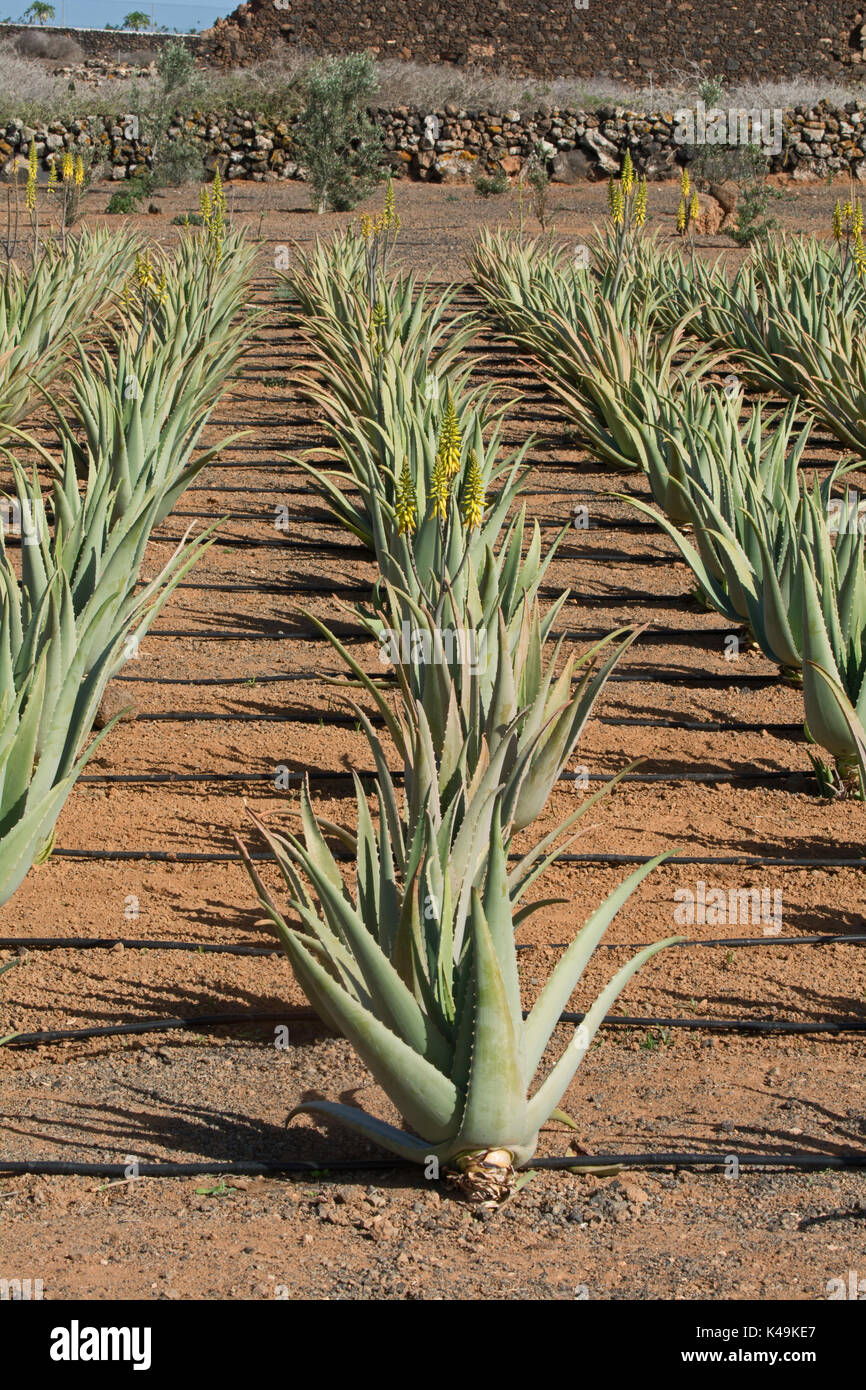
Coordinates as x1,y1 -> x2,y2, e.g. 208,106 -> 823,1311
73,768 -> 811,789
0,1151 -> 864,1179
110,669 -> 788,689
2,932 -> 864,956
126,704 -> 804,737
51,846 -> 866,869
4,1005 -> 865,1050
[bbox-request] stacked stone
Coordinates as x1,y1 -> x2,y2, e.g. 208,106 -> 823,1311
4,101 -> 866,184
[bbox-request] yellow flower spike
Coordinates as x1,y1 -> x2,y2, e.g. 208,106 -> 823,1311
61,150 -> 73,182
854,229 -> 866,278
832,200 -> 844,242
621,148 -> 634,196
681,166 -> 690,200
360,213 -> 374,240
676,198 -> 687,234
634,177 -> 647,228
135,250 -> 155,293
384,177 -> 396,226
854,199 -> 863,239
429,454 -> 451,521
47,160 -> 58,191
843,197 -> 854,230
437,389 -> 462,479
612,181 -> 625,226
200,186 -> 211,221
395,459 -> 417,536
461,450 -> 486,531
372,298 -> 386,330
74,155 -> 84,186
689,191 -> 700,225
25,142 -> 37,211
607,176 -> 617,215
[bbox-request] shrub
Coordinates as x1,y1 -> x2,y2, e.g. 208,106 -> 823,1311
105,171 -> 152,213
293,54 -> 385,214
474,167 -> 509,197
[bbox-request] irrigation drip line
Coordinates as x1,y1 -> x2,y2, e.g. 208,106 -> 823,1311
142,625 -> 740,646
74,768 -> 806,789
110,669 -> 782,689
3,933 -> 862,957
50,847 -> 866,869
0,938 -> 281,956
168,506 -> 660,533
131,709 -> 804,737
0,1151 -> 863,1178
5,1005 -> 864,1050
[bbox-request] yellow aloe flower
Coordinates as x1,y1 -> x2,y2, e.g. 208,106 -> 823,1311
689,191 -> 700,225
853,229 -> 866,279
832,200 -> 844,242
135,250 -> 156,293
429,454 -> 451,521
360,213 -> 374,240
621,148 -> 634,196
74,155 -> 84,186
394,459 -> 417,535
47,160 -> 58,192
384,177 -> 396,225
372,298 -> 386,331
853,199 -> 863,239
843,197 -> 854,224
25,142 -> 37,212
676,198 -> 687,234
437,390 -> 462,479
611,181 -> 625,226
607,176 -> 617,215
61,150 -> 74,182
634,177 -> 647,228
461,450 -> 486,531
681,166 -> 690,200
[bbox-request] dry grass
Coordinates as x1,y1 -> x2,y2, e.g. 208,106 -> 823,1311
1,40 -> 865,128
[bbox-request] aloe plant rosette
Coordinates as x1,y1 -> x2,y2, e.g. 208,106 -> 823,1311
242,795 -> 679,1192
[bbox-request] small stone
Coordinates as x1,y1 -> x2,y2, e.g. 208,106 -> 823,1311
93,686 -> 138,730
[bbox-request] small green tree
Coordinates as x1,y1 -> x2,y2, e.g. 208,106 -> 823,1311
127,39 -> 203,187
21,2 -> 55,22
294,54 -> 385,214
122,11 -> 153,29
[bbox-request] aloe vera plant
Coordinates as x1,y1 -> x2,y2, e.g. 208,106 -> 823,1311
0,464 -> 212,906
468,228 -> 718,471
618,395 -> 838,671
298,370 -> 539,604
798,492 -> 866,794
242,782 -> 677,1190
0,218 -> 256,904
311,575 -> 639,842
0,229 -> 137,432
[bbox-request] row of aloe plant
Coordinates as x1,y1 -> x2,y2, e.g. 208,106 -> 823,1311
468,198 -> 866,798
610,381 -> 866,797
470,192 -> 866,463
240,193 -> 680,1199
0,206 -> 258,905
0,229 -> 139,437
